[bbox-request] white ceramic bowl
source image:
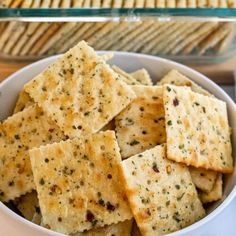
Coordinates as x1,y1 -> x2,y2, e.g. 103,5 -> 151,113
0,52 -> 235,236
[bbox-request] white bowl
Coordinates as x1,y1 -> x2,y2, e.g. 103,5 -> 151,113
0,52 -> 235,236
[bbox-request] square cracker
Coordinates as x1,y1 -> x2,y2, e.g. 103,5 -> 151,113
29,131 -> 132,235
199,174 -> 223,204
163,85 -> 233,173
74,219 -> 133,236
121,144 -> 205,236
14,190 -> 40,221
157,69 -> 212,97
130,69 -> 153,86
13,90 -> 34,113
0,105 -> 65,202
189,167 -> 217,193
115,85 -> 166,159
24,41 -> 136,138
112,65 -> 142,85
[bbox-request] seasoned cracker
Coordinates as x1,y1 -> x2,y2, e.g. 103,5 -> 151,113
24,41 -> 136,138
198,23 -> 233,55
199,174 -> 223,204
163,85 -> 233,173
14,191 -> 40,221
121,144 -> 205,236
135,0 -> 145,8
115,85 -> 165,159
112,65 -> 142,85
130,69 -> 153,86
29,131 -> 132,235
38,23 -> 77,55
189,167 -> 217,192
176,0 -> 187,7
171,22 -> 219,55
157,69 -> 212,97
74,219 -> 133,236
101,52 -> 114,61
0,105 -> 65,202
13,90 -> 34,113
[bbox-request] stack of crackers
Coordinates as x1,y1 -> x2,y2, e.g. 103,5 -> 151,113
0,0 -> 235,61
0,41 -> 233,235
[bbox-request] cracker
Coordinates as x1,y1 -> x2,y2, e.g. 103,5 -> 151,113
199,174 -> 223,204
0,0 -> 12,7
14,191 -> 40,221
156,0 -> 166,7
94,22 -> 135,50
198,23 -> 233,55
155,22 -> 193,54
197,0 -> 208,7
135,0 -> 145,7
25,41 -> 135,138
51,0 -> 62,7
0,0 -> 33,52
171,22 -> 219,55
188,0 -> 197,7
216,24 -> 235,54
87,22 -> 118,47
166,0 -> 176,7
163,85 -> 233,173
227,0 -> 236,7
130,69 -> 153,86
75,219 -> 133,236
176,0 -> 187,7
161,23 -> 202,54
120,21 -> 155,52
60,0 -> 72,7
115,86 -> 166,159
157,69 -> 212,97
58,23 -> 105,53
145,0 -> 155,7
29,131 -> 132,235
208,0 -> 219,7
101,0 -> 112,7
101,52 -> 114,61
91,0 -> 102,7
19,23 -> 52,56
13,90 -> 34,113
0,105 -> 65,202
138,22 -> 175,54
72,0 -> 84,7
83,0 -> 92,7
108,22 -> 142,51
189,167 -> 217,193
29,23 -> 61,55
38,23 -> 77,55
112,65 -> 142,85
151,22 -> 187,54
123,0 -> 134,7
121,144 -> 205,236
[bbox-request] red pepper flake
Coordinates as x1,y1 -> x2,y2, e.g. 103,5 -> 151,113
86,210 -> 95,222
173,98 -> 179,106
48,128 -> 54,133
107,174 -> 112,179
152,163 -> 159,173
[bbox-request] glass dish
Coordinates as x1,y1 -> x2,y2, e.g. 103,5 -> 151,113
0,7 -> 236,64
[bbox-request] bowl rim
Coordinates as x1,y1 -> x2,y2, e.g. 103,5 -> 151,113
0,52 -> 235,236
